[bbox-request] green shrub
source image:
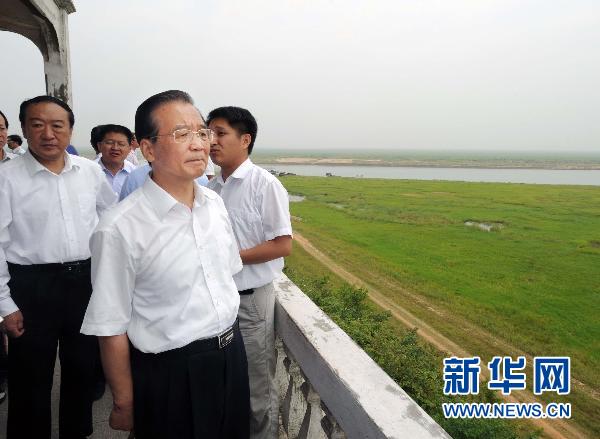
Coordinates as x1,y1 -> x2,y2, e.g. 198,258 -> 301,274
284,267 -> 534,439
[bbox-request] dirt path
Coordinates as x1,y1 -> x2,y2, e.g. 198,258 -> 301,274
293,232 -> 588,439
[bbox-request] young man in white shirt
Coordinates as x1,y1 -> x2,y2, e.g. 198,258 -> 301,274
0,95 -> 117,438
81,90 -> 250,439
208,106 -> 292,439
93,124 -> 136,196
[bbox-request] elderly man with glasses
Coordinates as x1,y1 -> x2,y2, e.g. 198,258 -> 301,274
81,90 -> 250,439
93,124 -> 137,196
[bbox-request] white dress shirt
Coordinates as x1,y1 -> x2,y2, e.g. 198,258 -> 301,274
4,145 -> 26,160
205,156 -> 215,177
94,157 -> 136,196
0,150 -> 117,316
81,178 -> 242,354
208,158 -> 292,291
126,149 -> 141,166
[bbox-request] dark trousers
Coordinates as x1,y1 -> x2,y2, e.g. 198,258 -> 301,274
6,261 -> 97,439
130,322 -> 250,439
0,336 -> 7,391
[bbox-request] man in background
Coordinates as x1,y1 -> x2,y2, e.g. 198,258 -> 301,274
0,95 -> 116,438
0,111 -> 9,164
5,134 -> 26,159
126,134 -> 141,166
94,124 -> 136,196
90,125 -> 103,158
66,144 -> 79,155
208,106 -> 292,438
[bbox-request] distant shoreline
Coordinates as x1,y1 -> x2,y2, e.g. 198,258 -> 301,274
254,157 -> 600,170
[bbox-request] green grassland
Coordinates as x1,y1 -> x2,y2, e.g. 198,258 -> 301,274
284,245 -> 536,439
284,243 -> 541,439
280,176 -> 600,436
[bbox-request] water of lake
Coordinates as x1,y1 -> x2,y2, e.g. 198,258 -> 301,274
256,164 -> 600,186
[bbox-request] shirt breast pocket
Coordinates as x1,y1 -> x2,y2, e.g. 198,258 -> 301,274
228,208 -> 263,249
78,193 -> 95,212
77,193 -> 97,228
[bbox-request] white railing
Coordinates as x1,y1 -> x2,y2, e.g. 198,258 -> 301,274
274,274 -> 450,439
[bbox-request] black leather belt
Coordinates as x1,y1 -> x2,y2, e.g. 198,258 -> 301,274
185,322 -> 236,350
238,289 -> 254,295
133,320 -> 239,359
7,258 -> 91,274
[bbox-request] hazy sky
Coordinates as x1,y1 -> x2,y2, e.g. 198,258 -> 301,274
1,0 -> 599,153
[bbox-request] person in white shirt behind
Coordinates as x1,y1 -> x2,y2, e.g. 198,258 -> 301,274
205,154 -> 215,180
126,133 -> 141,166
208,106 -> 292,439
0,95 -> 117,438
94,124 -> 136,196
0,111 -> 9,164
81,90 -> 250,438
5,135 -> 26,159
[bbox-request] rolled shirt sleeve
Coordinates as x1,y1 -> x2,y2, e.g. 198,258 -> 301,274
81,228 -> 135,336
0,175 -> 17,317
261,179 -> 293,242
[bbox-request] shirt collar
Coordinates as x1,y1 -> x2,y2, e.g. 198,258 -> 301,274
216,158 -> 253,186
123,160 -> 136,173
23,147 -> 77,176
142,175 -> 210,220
96,158 -> 135,175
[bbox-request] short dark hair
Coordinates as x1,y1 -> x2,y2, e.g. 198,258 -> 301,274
207,106 -> 258,154
97,124 -> 133,145
7,134 -> 22,145
90,125 -> 104,153
19,95 -> 74,128
0,110 -> 7,128
135,90 -> 194,142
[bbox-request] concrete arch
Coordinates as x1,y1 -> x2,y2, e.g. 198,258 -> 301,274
0,0 -> 76,105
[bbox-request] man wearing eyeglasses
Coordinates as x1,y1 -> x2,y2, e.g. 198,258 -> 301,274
81,90 -> 250,439
94,124 -> 136,196
0,96 -> 117,438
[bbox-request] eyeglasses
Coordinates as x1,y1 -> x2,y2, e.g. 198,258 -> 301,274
152,128 -> 214,144
101,139 -> 130,148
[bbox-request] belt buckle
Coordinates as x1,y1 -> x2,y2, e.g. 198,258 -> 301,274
218,327 -> 234,349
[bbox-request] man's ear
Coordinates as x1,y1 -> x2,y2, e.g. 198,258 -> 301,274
140,138 -> 155,162
241,134 -> 251,150
21,124 -> 29,141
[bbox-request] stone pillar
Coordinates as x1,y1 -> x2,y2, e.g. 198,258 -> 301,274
0,0 -> 76,105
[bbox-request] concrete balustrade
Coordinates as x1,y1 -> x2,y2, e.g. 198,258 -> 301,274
274,274 -> 450,439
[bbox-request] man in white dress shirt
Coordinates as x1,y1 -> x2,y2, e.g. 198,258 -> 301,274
93,124 -> 136,196
81,90 -> 250,439
0,110 -> 9,164
5,135 -> 26,159
208,106 -> 292,439
0,95 -> 117,439
126,134 -> 141,166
